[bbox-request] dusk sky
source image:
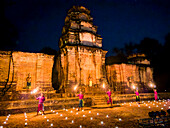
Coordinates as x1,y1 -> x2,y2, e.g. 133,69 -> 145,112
4,0 -> 170,56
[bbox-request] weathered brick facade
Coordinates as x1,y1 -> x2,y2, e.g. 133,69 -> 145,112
0,6 -> 154,97
0,51 -> 55,96
106,54 -> 153,93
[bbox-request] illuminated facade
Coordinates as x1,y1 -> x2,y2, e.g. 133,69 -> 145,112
0,6 -> 154,97
106,54 -> 153,93
54,6 -> 108,93
0,51 -> 55,96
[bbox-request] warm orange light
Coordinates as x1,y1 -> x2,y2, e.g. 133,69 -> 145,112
132,85 -> 136,89
74,85 -> 78,90
31,87 -> 39,94
102,83 -> 105,88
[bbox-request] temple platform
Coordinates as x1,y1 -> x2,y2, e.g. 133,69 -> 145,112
91,104 -> 120,109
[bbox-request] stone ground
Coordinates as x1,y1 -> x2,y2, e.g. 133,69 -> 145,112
0,99 -> 169,128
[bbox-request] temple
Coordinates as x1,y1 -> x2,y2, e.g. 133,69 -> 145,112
54,6 -> 108,93
0,6 -> 154,99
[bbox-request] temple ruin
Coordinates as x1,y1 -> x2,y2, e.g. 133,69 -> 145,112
0,6 -> 154,100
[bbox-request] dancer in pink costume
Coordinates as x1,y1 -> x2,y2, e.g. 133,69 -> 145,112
106,89 -> 112,106
154,89 -> 158,101
135,89 -> 140,104
35,93 -> 45,115
77,90 -> 84,111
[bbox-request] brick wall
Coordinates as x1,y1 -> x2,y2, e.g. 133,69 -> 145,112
0,51 -> 54,92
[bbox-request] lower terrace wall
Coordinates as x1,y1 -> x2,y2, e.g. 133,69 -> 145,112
0,92 -> 169,115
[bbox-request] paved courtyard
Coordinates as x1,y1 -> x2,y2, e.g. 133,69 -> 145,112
0,99 -> 169,128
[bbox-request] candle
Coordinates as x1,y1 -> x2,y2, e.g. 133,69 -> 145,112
101,121 -> 104,125
90,117 -> 93,120
97,113 -> 99,115
65,117 -> 68,120
106,115 -> 109,118
119,118 -> 122,121
25,122 -> 27,125
51,123 -> 53,127
72,120 -> 74,123
47,119 -> 49,122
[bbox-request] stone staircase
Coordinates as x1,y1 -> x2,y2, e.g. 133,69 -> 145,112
92,95 -> 107,105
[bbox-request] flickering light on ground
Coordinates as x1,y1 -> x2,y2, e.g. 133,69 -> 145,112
25,122 -> 27,125
65,117 -> 68,120
101,121 -> 104,125
25,119 -> 27,121
3,122 -> 6,124
51,123 -> 53,127
6,118 -> 8,121
161,108 -> 163,110
60,114 -> 63,116
90,117 -> 93,120
70,110 -> 73,113
73,107 -> 75,109
47,119 -> 49,122
106,115 -> 109,118
83,115 -> 85,117
89,111 -> 91,113
119,118 -> 122,121
149,106 -> 151,108
72,120 -> 74,123
66,109 -> 68,111
76,112 -> 78,115
44,116 -> 46,118
0,126 -> 3,128
56,112 -> 58,114
97,113 -> 99,115
82,109 -> 84,111
80,125 -> 82,128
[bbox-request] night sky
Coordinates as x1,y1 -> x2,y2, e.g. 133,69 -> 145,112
3,0 -> 170,56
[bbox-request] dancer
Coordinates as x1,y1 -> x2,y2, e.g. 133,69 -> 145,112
35,93 -> 45,115
77,90 -> 84,111
154,89 -> 158,101
106,89 -> 112,106
135,89 -> 140,104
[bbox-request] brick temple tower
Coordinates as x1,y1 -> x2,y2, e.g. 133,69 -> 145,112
55,6 -> 108,93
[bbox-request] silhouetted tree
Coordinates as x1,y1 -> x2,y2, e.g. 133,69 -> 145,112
39,47 -> 58,55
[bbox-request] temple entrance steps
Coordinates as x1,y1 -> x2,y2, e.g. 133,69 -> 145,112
92,95 -> 108,105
